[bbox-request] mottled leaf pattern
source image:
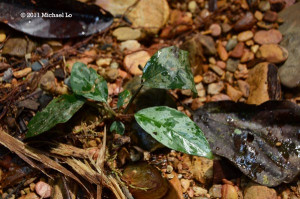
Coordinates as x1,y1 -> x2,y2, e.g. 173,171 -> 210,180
117,89 -> 131,109
110,121 -> 125,135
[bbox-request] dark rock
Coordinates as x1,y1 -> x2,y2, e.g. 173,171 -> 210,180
263,10 -> 278,22
3,68 -> 13,82
278,2 -> 300,88
17,99 -> 40,111
38,94 -> 53,109
54,68 -> 65,80
234,12 -> 256,32
269,0 -> 286,11
226,38 -> 238,51
226,59 -> 239,72
31,59 -> 48,71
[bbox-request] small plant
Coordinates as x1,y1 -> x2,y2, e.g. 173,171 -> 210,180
26,46 -> 213,159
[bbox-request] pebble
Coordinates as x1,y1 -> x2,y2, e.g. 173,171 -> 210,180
3,68 -> 13,82
194,75 -> 203,83
221,23 -> 232,33
216,61 -> 226,69
226,38 -> 238,51
211,93 -> 231,101
244,184 -> 277,199
254,11 -> 264,21
263,10 -> 278,22
230,42 -> 244,58
112,27 -> 141,41
19,193 -> 39,199
120,40 -> 141,51
225,71 -> 234,84
234,12 -> 256,32
35,181 -> 52,198
254,29 -> 282,44
259,1 -> 271,11
226,84 -> 243,102
209,185 -> 222,198
127,0 -> 169,34
237,31 -> 253,42
181,179 -> 191,193
203,71 -> 218,84
2,38 -> 35,57
13,68 -> 32,78
198,34 -> 217,55
257,21 -> 274,29
193,186 -> 207,196
241,49 -> 254,63
217,42 -> 228,61
96,58 -> 112,67
251,45 -> 259,53
269,0 -> 286,11
209,24 -> 222,37
124,51 -> 150,75
226,59 -> 239,72
54,68 -> 65,80
209,65 -> 224,76
0,31 -> 6,42
207,81 -> 224,95
39,71 -> 56,92
256,44 -> 288,63
238,80 -> 250,97
221,184 -> 238,199
166,165 -> 173,174
196,83 -> 206,97
31,59 -> 49,71
188,1 -> 198,13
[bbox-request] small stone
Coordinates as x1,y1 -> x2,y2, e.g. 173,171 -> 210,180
120,40 -> 141,51
230,42 -> 244,58
203,71 -> 218,84
259,1 -> 271,11
198,34 -> 216,55
263,10 -> 278,22
226,59 -> 239,72
40,71 -> 56,92
221,184 -> 238,199
3,68 -> 13,82
244,184 -> 277,199
209,185 -> 222,198
209,57 -> 216,65
251,45 -> 259,53
191,156 -> 213,184
0,31 -> 6,42
254,11 -> 264,21
31,59 -> 48,71
226,38 -> 238,51
247,62 -> 281,105
19,193 -> 39,199
124,51 -> 150,75
196,83 -> 206,97
217,42 -> 228,61
30,183 -> 35,191
166,173 -> 174,179
257,21 -> 274,29
209,65 -> 224,76
18,99 -> 39,111
209,24 -> 222,37
221,23 -> 232,33
256,44 -> 288,63
241,49 -> 254,63
112,27 -> 141,41
200,9 -> 210,19
237,31 -> 253,42
2,38 -> 35,57
96,58 -> 112,67
35,181 -> 52,198
226,84 -> 243,102
166,165 -> 173,174
269,0 -> 286,11
188,1 -> 198,13
13,68 -> 32,78
181,179 -> 190,193
194,75 -> 203,83
207,81 -> 224,95
216,61 -> 226,69
54,68 -> 65,80
211,93 -> 231,101
254,29 -> 282,44
234,12 -> 256,32
193,186 -> 207,196
238,80 -> 250,97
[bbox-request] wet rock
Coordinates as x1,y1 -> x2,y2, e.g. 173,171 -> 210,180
209,185 -> 222,198
226,85 -> 243,102
124,51 -> 150,75
3,68 -> 13,82
230,42 -> 244,58
244,184 -> 277,199
217,42 -> 228,61
127,0 -> 169,34
278,2 -> 300,88
207,81 -> 225,95
13,68 -> 32,78
247,62 -> 281,105
209,24 -> 222,37
259,1 -> 271,11
237,31 -> 253,42
226,38 -> 238,51
2,38 -> 35,57
203,71 -> 218,84
39,71 -> 56,92
254,29 -> 282,44
122,162 -> 169,199
256,44 -> 288,63
234,12 -> 256,32
263,10 -> 278,22
120,40 -> 141,51
113,27 -> 141,41
226,59 -> 239,72
95,0 -> 136,16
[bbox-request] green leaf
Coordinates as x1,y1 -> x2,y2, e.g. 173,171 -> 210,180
110,121 -> 125,135
70,62 -> 108,102
134,106 -> 212,158
117,89 -> 132,109
26,94 -> 85,138
142,46 -> 197,96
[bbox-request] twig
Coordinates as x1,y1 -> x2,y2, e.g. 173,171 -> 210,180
123,84 -> 143,113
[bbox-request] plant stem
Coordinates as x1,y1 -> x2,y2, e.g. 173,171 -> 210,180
123,85 -> 143,114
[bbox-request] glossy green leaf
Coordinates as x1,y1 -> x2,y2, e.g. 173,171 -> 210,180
70,62 -> 108,102
134,106 -> 212,158
26,94 -> 85,138
110,121 -> 125,135
142,46 -> 197,96
117,89 -> 131,109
